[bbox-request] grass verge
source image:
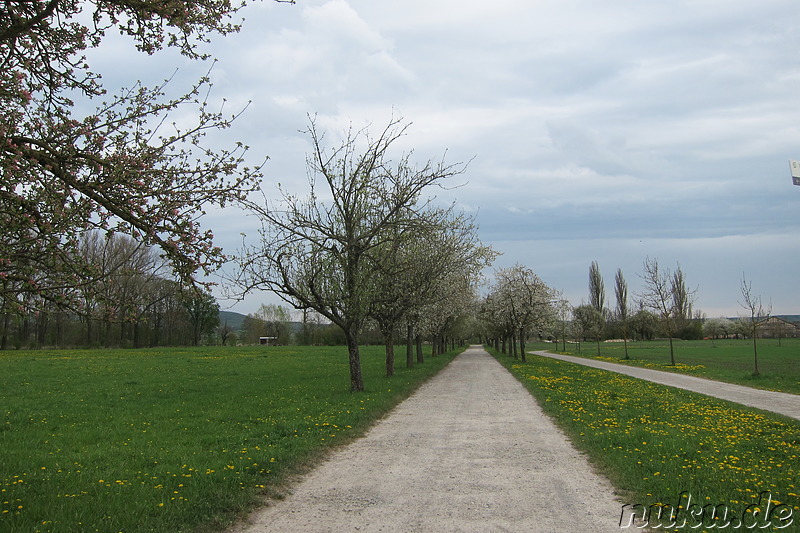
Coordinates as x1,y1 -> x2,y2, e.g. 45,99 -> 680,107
490,346 -> 800,531
526,338 -> 800,395
0,345 -> 462,533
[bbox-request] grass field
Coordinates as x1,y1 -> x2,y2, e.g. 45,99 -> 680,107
525,338 -> 800,395
0,345 -> 461,533
491,346 -> 800,531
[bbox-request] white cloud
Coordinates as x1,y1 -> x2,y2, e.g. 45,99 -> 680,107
302,0 -> 387,51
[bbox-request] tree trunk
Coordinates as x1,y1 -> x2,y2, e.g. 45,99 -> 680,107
384,327 -> 395,377
133,321 -> 140,348
345,329 -> 365,392
103,318 -> 111,347
55,312 -> 65,348
433,335 -> 442,357
20,316 -> 30,348
1,313 -> 10,350
415,334 -> 424,364
121,321 -> 128,347
752,324 -> 760,376
519,328 -> 526,363
406,324 -> 414,368
36,311 -> 48,348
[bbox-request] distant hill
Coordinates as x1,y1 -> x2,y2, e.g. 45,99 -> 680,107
218,310 -> 308,333
218,310 -> 247,331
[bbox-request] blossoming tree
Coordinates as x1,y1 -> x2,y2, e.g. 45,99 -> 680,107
0,1 -> 290,313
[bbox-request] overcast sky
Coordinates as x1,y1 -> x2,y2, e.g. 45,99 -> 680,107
93,0 -> 800,317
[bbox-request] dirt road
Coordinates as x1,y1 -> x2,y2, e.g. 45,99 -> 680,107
228,345 -> 626,533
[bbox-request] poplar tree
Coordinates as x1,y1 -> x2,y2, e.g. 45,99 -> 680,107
614,268 -> 629,359
588,260 -> 606,355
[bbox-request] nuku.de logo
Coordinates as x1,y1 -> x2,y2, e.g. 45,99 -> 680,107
620,490 -> 794,529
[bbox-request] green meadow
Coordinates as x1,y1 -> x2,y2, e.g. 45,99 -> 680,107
0,345 -> 461,533
530,338 -> 800,394
493,346 -> 800,531
6,339 -> 799,532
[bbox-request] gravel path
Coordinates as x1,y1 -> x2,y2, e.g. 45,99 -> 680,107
533,351 -> 800,421
228,345 -> 626,533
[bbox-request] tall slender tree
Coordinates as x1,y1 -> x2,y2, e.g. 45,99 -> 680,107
588,261 -> 606,355
671,266 -> 694,335
614,268 -> 630,359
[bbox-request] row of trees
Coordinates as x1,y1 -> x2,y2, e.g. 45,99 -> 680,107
1,232 -> 221,349
234,117 -> 495,391
475,258 -> 701,365
236,305 -> 370,346
701,316 -> 786,343
570,258 -> 700,363
479,265 -> 559,362
571,260 -> 777,376
475,261 -> 685,363
235,304 -> 474,348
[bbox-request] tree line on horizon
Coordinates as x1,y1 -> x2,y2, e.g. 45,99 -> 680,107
0,231 -> 221,350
